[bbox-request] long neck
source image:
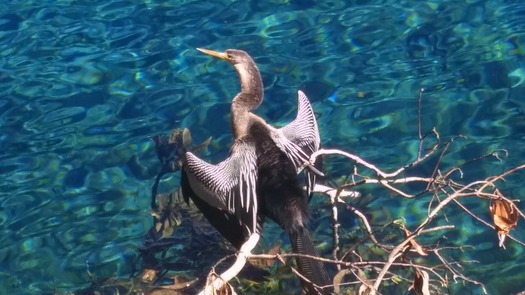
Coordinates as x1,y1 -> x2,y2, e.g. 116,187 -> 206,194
231,61 -> 264,139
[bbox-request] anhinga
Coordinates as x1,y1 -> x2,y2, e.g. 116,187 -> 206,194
181,48 -> 331,294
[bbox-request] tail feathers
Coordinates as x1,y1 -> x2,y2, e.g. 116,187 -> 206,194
290,227 -> 332,295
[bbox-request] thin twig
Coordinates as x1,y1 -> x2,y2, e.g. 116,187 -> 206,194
417,88 -> 424,159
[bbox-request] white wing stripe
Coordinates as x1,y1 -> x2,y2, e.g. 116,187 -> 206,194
185,143 -> 259,234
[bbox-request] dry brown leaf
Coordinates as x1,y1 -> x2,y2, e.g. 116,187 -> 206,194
332,269 -> 351,294
150,192 -> 184,239
161,211 -> 181,239
154,221 -> 162,232
409,268 -> 430,295
248,243 -> 280,268
490,191 -> 519,248
403,228 -> 428,256
157,193 -> 170,212
490,197 -> 518,234
247,258 -> 265,268
357,269 -> 367,281
215,282 -> 236,295
182,128 -> 192,147
140,268 -> 157,282
171,276 -> 198,290
266,243 -> 281,267
149,277 -> 198,294
357,269 -> 372,295
358,283 -> 371,295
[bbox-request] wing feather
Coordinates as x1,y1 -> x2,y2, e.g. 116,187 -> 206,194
281,90 -> 320,154
278,90 -> 321,196
184,141 -> 259,233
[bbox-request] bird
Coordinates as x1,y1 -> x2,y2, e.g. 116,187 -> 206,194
181,48 -> 331,294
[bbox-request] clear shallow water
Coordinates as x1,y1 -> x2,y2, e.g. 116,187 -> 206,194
1,0 -> 525,294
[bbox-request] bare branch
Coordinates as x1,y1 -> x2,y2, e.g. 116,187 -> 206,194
199,233 -> 260,295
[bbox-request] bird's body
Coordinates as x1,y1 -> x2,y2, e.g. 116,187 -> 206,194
181,48 -> 331,294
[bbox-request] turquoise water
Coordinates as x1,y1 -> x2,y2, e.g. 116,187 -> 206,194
1,0 -> 525,294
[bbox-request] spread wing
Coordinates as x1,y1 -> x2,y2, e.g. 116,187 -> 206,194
278,90 -> 321,196
183,141 -> 259,234
181,169 -> 251,249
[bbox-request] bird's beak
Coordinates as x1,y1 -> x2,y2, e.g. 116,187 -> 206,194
197,48 -> 229,60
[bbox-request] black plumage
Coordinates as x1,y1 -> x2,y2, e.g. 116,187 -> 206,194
181,48 -> 331,294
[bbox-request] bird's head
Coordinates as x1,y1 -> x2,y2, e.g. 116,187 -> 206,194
196,47 -> 263,113
197,48 -> 254,66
